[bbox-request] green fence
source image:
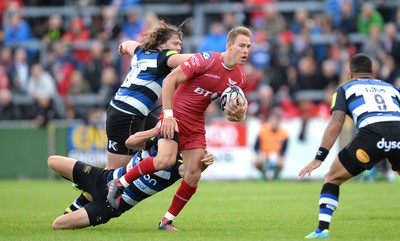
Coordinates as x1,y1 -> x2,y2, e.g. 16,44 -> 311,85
0,121 -> 68,179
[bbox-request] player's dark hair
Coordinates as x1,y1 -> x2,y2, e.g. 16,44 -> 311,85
350,53 -> 372,74
140,19 -> 186,50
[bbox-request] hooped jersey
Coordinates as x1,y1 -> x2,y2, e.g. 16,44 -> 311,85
174,51 -> 246,130
107,150 -> 182,213
110,48 -> 178,117
331,78 -> 400,128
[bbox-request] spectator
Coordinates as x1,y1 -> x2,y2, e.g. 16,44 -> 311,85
253,109 -> 288,180
10,47 -> 30,94
3,12 -> 36,57
337,1 -> 357,34
82,40 -> 106,94
0,88 -> 20,120
290,8 -> 309,34
94,6 -> 121,41
198,22 -> 226,53
296,55 -> 323,90
248,31 -> 270,70
382,22 -> 400,68
320,59 -> 340,88
42,14 -> 64,44
0,46 -> 13,81
380,55 -> 399,85
61,17 -> 91,67
68,70 -> 90,95
328,30 -> 357,65
120,9 -> 143,41
360,25 -> 384,61
357,3 -> 385,35
262,3 -> 286,38
98,66 -> 119,108
26,63 -> 58,126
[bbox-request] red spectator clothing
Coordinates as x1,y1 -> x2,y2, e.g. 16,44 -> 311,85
173,52 -> 247,149
61,18 -> 91,63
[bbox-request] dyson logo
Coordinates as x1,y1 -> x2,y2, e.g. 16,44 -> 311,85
376,138 -> 400,152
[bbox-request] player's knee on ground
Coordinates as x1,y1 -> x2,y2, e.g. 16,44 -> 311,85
52,216 -> 69,230
47,155 -> 58,169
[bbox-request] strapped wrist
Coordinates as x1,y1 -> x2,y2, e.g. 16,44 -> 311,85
164,109 -> 173,118
315,147 -> 329,161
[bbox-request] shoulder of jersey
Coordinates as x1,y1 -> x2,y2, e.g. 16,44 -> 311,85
166,50 -> 179,56
199,51 -> 213,60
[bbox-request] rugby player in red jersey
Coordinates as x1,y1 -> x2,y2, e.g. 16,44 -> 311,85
107,26 -> 252,231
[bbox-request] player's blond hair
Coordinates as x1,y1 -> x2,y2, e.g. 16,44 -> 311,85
140,20 -> 185,50
227,26 -> 252,44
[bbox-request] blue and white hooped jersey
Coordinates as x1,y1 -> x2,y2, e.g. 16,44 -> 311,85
107,150 -> 182,213
110,48 -> 178,117
331,78 -> 400,128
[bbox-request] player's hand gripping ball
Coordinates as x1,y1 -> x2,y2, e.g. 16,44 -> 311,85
220,85 -> 246,116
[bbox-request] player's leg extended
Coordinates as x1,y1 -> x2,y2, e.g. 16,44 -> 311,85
47,155 -> 77,180
107,137 -> 178,209
305,156 -> 353,238
52,206 -> 90,229
105,151 -> 133,170
159,148 -> 205,231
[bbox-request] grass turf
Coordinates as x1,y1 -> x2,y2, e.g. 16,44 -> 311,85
1,179 -> 400,241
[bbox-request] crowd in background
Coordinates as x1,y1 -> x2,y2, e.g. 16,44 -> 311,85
0,0 -> 400,129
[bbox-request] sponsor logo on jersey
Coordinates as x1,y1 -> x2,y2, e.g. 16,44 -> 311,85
83,165 -> 92,174
108,140 -> 118,151
228,78 -> 237,85
184,61 -> 191,68
376,138 -> 400,152
356,149 -> 370,163
194,87 -> 214,97
166,50 -> 178,56
190,55 -> 201,67
201,51 -> 212,60
204,73 -> 220,79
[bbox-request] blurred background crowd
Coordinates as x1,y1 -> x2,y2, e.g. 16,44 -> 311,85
1,0 -> 400,124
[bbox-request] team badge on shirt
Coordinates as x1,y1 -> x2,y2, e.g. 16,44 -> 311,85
201,52 -> 212,60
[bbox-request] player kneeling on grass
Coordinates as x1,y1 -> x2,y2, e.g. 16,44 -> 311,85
48,133 -> 214,229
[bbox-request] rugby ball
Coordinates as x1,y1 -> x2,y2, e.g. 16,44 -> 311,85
220,85 -> 246,112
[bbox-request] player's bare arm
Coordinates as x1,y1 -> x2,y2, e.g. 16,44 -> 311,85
118,40 -> 140,56
161,66 -> 188,139
125,126 -> 158,150
299,110 -> 346,179
167,54 -> 193,68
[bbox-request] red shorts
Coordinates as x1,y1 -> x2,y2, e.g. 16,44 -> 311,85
159,111 -> 206,150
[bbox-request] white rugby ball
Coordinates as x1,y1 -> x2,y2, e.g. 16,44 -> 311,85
220,85 -> 246,112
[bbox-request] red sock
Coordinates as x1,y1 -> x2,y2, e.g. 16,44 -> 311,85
167,179 -> 197,217
123,157 -> 156,184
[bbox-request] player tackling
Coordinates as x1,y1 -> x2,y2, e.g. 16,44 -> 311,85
107,26 -> 252,231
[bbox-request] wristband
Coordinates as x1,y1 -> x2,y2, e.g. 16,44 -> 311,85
164,109 -> 173,118
315,147 -> 329,161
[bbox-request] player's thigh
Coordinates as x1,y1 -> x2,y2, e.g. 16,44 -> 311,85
324,157 -> 354,185
105,151 -> 133,170
153,138 -> 178,169
47,155 -> 76,180
52,208 -> 90,229
181,148 -> 206,176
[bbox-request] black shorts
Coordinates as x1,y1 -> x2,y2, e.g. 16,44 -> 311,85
338,122 -> 400,176
72,161 -> 120,226
106,106 -> 159,155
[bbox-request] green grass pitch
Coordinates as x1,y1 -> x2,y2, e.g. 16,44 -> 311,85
1,179 -> 400,241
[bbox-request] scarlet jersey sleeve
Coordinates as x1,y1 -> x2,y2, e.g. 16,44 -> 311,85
180,51 -> 215,80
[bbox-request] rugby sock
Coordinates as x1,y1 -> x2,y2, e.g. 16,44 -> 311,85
118,157 -> 156,187
162,179 -> 197,222
316,183 -> 339,232
64,193 -> 90,214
